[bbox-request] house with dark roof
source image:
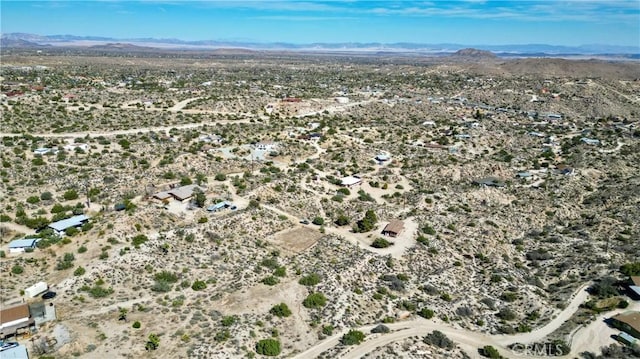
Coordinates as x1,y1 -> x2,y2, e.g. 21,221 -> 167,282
381,220 -> 404,238
611,312 -> 640,339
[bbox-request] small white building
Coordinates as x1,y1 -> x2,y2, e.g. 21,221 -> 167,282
252,141 -> 278,151
335,97 -> 349,104
64,143 -> 89,152
340,176 -> 362,188
8,238 -> 38,253
24,282 -> 48,298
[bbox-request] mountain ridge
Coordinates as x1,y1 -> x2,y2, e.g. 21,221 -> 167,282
1,32 -> 639,55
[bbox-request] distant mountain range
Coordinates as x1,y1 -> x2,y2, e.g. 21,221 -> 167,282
1,32 -> 639,57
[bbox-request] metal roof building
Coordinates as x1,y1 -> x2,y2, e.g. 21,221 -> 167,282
8,238 -> 38,253
48,215 -> 89,234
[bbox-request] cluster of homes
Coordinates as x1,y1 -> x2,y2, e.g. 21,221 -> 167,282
7,215 -> 90,254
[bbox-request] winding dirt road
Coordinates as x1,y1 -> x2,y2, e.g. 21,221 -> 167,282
292,283 -> 593,359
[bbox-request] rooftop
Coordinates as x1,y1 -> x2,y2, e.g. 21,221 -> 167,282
340,176 -> 362,186
48,215 -> 90,232
8,238 -> 38,249
383,220 -> 405,235
0,304 -> 29,326
613,311 -> 640,333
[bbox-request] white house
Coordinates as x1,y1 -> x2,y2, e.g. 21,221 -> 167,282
64,143 -> 89,152
8,238 -> 38,253
252,142 -> 278,151
24,282 -> 48,298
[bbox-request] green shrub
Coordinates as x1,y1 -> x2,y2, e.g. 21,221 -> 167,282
132,321 -> 141,329
299,273 -> 321,286
255,338 -> 281,356
11,265 -> 24,275
341,330 -> 365,345
191,280 -> 207,291
371,238 -> 393,248
312,217 -> 324,225
480,345 -> 502,358
74,266 -> 86,276
303,292 -> 327,309
269,303 -> 292,318
418,308 -> 434,319
261,276 -> 279,286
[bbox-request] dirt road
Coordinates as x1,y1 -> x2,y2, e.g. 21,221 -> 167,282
292,283 -> 593,359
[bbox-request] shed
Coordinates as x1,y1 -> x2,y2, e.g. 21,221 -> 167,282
207,201 -> 231,212
8,238 -> 38,253
24,282 -> 48,298
340,176 -> 362,188
48,215 -> 89,235
618,332 -> 638,346
382,220 -> 404,237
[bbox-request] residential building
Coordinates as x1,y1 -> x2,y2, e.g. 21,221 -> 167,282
611,312 -> 640,339
48,215 -> 90,236
0,343 -> 29,359
0,304 -> 34,339
8,238 -> 38,253
473,177 -> 506,188
382,220 -> 404,237
340,176 -> 362,188
153,184 -> 204,202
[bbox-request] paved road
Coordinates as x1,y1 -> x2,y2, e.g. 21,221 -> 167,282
292,283 -> 593,359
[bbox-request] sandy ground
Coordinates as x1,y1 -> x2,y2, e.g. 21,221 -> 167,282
293,283 -> 595,359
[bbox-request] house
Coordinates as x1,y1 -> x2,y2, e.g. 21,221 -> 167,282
340,176 -> 362,188
63,143 -> 89,152
611,312 -> 640,339
555,164 -> 575,175
153,184 -> 204,202
515,172 -> 533,181
422,120 -> 436,127
454,134 -> 472,139
382,220 -> 404,237
375,153 -> 391,162
33,148 -> 54,155
581,137 -> 600,145
473,177 -> 506,188
0,303 -> 34,339
207,201 -> 233,212
8,238 -> 38,253
252,141 -> 278,151
48,215 -> 90,236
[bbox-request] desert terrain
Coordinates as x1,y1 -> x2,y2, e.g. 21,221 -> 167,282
1,48 -> 640,359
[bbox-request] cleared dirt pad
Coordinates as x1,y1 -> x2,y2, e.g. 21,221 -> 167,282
270,226 -> 323,253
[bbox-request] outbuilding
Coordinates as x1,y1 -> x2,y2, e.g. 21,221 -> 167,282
340,176 -> 362,188
8,238 -> 38,253
382,220 -> 405,238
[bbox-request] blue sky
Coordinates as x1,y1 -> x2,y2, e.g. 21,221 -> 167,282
1,1 -> 639,46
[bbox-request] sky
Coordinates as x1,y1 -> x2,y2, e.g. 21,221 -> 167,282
1,1 -> 639,47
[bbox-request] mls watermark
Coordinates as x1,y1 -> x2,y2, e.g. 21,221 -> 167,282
511,343 -> 565,357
